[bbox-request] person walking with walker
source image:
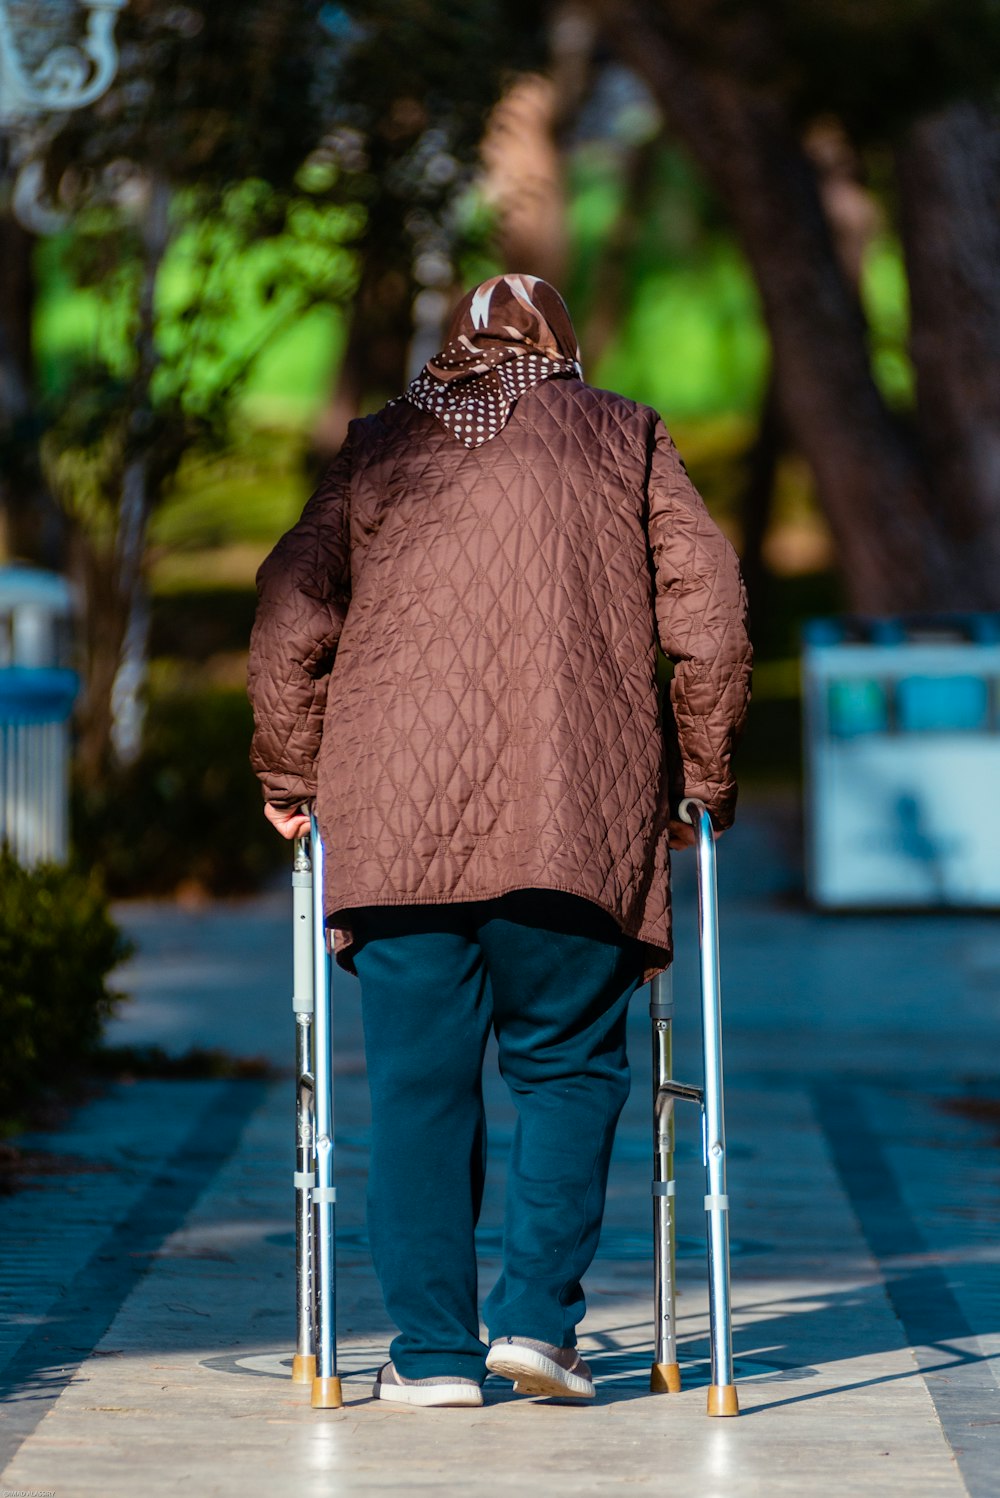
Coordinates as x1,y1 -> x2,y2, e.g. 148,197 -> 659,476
247,274 -> 752,1408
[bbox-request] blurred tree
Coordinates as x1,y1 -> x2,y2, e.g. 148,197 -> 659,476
0,197 -> 47,558
481,73 -> 570,291
479,4 -> 599,294
583,0 -> 1000,612
22,0 -> 352,782
741,120 -> 882,622
10,0 -> 553,780
0,0 -> 129,572
310,0 -> 545,458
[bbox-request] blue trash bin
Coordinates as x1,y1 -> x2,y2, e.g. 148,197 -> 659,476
0,565 -> 79,865
801,613 -> 1000,907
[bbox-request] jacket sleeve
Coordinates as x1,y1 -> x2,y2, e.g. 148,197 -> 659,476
246,433 -> 353,808
645,416 -> 752,831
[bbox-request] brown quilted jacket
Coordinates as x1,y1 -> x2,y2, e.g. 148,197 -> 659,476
247,377 -> 752,982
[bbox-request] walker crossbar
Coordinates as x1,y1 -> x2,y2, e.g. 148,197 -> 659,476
291,813 -> 342,1409
650,797 -> 738,1416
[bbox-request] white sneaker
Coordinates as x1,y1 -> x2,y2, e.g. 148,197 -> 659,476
485,1336 -> 596,1399
372,1361 -> 484,1407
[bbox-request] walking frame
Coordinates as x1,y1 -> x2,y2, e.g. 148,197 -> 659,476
290,812 -> 342,1408
290,797 -> 737,1415
650,796 -> 738,1416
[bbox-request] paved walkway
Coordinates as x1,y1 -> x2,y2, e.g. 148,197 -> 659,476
2,792 -> 998,1496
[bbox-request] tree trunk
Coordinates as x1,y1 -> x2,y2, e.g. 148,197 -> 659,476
480,3 -> 597,295
581,131 -> 660,367
0,207 -> 31,562
480,72 -> 571,287
739,377 -> 781,628
803,119 -> 883,290
311,232 -> 413,464
895,101 -> 1000,603
74,175 -> 172,783
735,123 -> 878,613
584,1 -> 969,611
72,532 -> 130,788
0,210 -> 32,391
0,205 -> 66,567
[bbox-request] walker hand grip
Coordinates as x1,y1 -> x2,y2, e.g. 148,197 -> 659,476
678,796 -> 708,827
293,802 -> 315,858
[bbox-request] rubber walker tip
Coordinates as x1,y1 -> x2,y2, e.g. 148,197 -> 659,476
707,1383 -> 739,1417
650,1362 -> 682,1394
292,1353 -> 316,1385
311,1375 -> 344,1409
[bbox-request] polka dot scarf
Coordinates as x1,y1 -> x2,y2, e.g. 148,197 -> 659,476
403,274 -> 583,449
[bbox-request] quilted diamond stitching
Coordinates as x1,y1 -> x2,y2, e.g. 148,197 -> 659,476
247,378 -> 752,980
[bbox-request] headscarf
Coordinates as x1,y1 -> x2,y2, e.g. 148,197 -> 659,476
403,273 -> 583,448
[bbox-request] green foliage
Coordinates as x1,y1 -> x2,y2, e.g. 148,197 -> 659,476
565,141 -> 772,416
0,851 -> 133,1126
596,251 -> 769,417
39,369 -> 190,544
153,186 -> 360,421
24,3 -> 381,781
28,3 -> 367,450
35,189 -> 359,432
860,231 -> 913,409
72,684 -> 286,898
148,428 -> 310,555
36,0 -> 549,420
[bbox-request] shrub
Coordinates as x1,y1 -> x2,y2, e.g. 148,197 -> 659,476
0,850 -> 133,1129
72,684 -> 286,897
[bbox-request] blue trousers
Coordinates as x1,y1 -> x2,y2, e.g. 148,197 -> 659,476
351,888 -> 646,1382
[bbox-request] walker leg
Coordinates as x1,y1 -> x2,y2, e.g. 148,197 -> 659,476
650,967 -> 681,1394
684,799 -> 738,1417
309,813 -> 343,1410
291,835 -> 316,1385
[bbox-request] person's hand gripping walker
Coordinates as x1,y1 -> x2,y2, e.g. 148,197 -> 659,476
265,802 -> 311,841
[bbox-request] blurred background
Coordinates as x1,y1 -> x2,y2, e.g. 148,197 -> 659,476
1,1 -> 1000,1116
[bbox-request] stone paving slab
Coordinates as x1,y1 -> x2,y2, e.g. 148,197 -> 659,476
0,1083 -> 248,1374
0,1075 -> 969,1498
2,796 -> 998,1495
